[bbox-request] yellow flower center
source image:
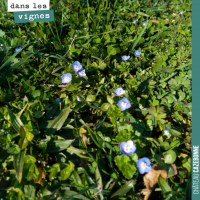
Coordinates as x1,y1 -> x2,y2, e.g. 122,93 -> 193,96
142,162 -> 146,168
124,146 -> 130,153
122,102 -> 127,107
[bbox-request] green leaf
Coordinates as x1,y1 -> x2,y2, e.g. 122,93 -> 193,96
164,150 -> 177,164
86,95 -> 96,102
114,155 -> 137,179
154,154 -> 165,166
107,46 -> 117,56
161,165 -> 174,177
107,95 -> 114,105
130,24 -> 147,54
32,90 -> 40,98
45,107 -> 72,135
24,163 -> 39,181
24,185 -> 36,198
111,179 -> 136,198
48,163 -> 60,181
7,108 -> 24,133
0,42 -> 36,74
95,165 -> 103,196
170,129 -> 181,136
35,111 -> 43,118
61,161 -> 75,180
101,103 -> 110,111
13,149 -> 26,183
185,176 -> 191,199
46,139 -> 74,152
59,190 -> 90,200
160,142 -> 170,151
24,155 -> 36,164
158,177 -> 176,200
178,91 -> 186,101
183,157 -> 191,174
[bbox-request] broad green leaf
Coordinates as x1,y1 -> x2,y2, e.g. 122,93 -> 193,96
95,165 -> 103,197
7,108 -> 24,133
170,129 -> 181,136
32,90 -> 40,98
107,46 -> 117,56
101,103 -> 110,111
59,190 -> 90,200
24,185 -> 36,198
154,154 -> 165,166
48,163 -> 60,181
161,165 -> 174,177
86,95 -> 96,102
24,155 -> 36,164
183,157 -> 191,174
7,187 -> 25,200
164,150 -> 177,164
107,95 -> 114,105
178,91 -> 186,101
114,155 -> 136,179
46,139 -> 74,152
13,149 -> 26,183
160,142 -> 170,151
45,107 -> 72,135
158,177 -> 176,200
61,161 -> 75,180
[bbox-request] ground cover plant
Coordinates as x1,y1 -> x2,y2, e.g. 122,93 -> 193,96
0,0 -> 192,199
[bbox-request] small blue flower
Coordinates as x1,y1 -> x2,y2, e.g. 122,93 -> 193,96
142,21 -> 148,26
117,98 -> 131,111
179,11 -> 184,15
133,19 -> 139,23
14,46 -> 23,53
136,157 -> 152,174
77,69 -> 86,77
120,140 -> 136,155
134,50 -> 141,57
55,98 -> 61,103
122,55 -> 130,61
113,88 -> 125,96
71,61 -> 83,72
164,130 -> 170,136
61,73 -> 72,83
77,97 -> 81,102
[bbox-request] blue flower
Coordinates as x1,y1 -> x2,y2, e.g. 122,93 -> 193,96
61,73 -> 72,83
120,140 -> 136,155
133,19 -> 139,23
77,69 -> 86,77
136,157 -> 152,174
117,98 -> 131,111
55,98 -> 61,103
134,50 -> 141,56
113,88 -> 125,96
142,21 -> 148,26
179,11 -> 184,15
122,55 -> 130,61
71,61 -> 83,72
14,46 -> 23,53
164,130 -> 170,136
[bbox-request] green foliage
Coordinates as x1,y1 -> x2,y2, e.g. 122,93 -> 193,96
0,0 -> 191,199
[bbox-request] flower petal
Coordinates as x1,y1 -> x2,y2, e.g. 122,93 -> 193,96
145,165 -> 152,173
141,157 -> 151,166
